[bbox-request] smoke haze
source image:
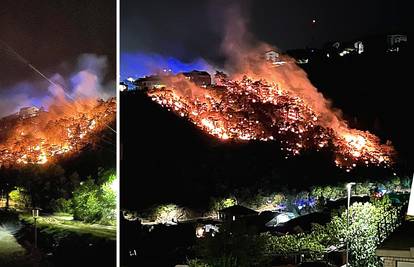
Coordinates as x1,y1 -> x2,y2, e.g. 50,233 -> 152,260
0,54 -> 115,118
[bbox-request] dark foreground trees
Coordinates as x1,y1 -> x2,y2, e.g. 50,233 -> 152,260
190,196 -> 403,267
0,164 -> 116,225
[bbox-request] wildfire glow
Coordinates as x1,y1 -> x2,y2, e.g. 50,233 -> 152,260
0,98 -> 116,167
148,72 -> 394,171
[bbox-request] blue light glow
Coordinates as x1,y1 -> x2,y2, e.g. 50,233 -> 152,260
120,52 -> 215,80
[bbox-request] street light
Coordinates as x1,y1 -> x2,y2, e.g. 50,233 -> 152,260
32,208 -> 39,249
346,182 -> 356,266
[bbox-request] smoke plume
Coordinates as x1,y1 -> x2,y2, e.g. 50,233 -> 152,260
219,5 -> 346,131
0,54 -> 114,118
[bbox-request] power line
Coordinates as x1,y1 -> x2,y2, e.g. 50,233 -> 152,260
0,39 -> 116,134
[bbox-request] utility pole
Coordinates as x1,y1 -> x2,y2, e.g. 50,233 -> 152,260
346,182 -> 356,266
32,209 -> 39,249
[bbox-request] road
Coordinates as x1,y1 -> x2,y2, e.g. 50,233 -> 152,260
21,212 -> 116,240
0,221 -> 31,267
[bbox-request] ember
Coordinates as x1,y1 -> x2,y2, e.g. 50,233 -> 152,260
0,98 -> 116,167
148,72 -> 394,171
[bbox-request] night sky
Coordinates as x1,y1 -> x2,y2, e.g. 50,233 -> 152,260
121,0 -> 408,63
0,0 -> 116,88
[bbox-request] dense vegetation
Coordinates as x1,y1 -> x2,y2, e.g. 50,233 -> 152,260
189,196 -> 403,267
2,166 -> 116,225
136,175 -> 410,223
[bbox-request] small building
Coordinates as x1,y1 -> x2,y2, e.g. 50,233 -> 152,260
119,82 -> 128,92
264,50 -> 280,62
181,70 -> 211,86
18,106 -> 41,119
135,75 -> 165,90
218,205 -> 258,221
264,50 -> 288,66
387,34 -> 408,52
376,221 -> 414,267
354,41 -> 364,54
387,34 -> 408,47
120,78 -> 138,91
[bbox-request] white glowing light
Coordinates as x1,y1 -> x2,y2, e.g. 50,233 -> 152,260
119,84 -> 127,91
37,152 -> 48,164
110,175 -> 118,194
407,174 -> 414,216
196,226 -> 204,238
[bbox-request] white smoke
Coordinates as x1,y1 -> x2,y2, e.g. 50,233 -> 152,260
0,54 -> 115,118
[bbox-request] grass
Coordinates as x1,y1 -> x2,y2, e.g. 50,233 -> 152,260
0,229 -> 25,256
0,217 -> 29,267
19,212 -> 116,240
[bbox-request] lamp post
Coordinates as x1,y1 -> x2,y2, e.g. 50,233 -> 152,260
32,209 -> 39,249
346,182 -> 356,266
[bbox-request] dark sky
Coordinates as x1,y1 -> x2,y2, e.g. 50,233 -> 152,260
0,0 -> 116,88
121,0 -> 408,63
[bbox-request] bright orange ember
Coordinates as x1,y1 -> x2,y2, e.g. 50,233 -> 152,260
0,98 -> 116,167
148,72 -> 394,171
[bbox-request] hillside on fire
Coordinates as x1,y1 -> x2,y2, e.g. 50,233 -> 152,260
121,42 -> 410,211
0,92 -> 116,198
0,98 -> 115,167
0,97 -> 116,267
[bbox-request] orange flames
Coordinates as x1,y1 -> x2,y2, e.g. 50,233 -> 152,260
148,72 -> 394,171
0,98 -> 116,167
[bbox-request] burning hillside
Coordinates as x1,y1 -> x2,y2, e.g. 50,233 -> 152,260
0,98 -> 115,167
147,72 -> 394,171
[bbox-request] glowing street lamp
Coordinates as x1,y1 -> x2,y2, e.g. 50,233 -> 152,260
346,182 -> 356,266
32,208 -> 39,249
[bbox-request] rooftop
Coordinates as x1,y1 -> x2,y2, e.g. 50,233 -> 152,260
376,218 -> 414,258
181,70 -> 210,76
219,205 -> 258,215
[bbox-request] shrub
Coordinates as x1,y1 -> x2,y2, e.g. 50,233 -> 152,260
209,197 -> 237,214
187,259 -> 210,267
72,178 -> 102,223
196,222 -> 272,267
51,197 -> 73,214
149,204 -> 191,223
72,170 -> 116,225
330,200 -> 398,267
9,187 -> 31,208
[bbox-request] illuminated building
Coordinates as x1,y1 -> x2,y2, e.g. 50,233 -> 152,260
181,70 -> 211,86
218,205 -> 258,221
135,75 -> 166,90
